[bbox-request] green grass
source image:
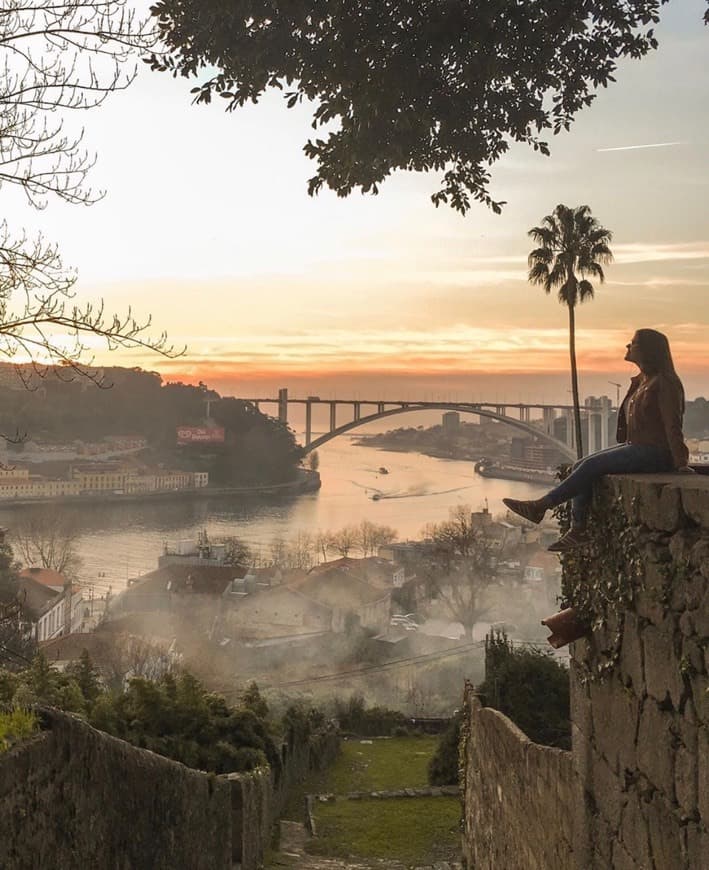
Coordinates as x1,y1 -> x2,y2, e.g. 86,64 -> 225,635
281,735 -> 438,820
308,796 -> 461,864
325,735 -> 439,793
0,708 -> 39,752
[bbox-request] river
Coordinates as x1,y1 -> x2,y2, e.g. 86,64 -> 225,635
1,439 -> 547,595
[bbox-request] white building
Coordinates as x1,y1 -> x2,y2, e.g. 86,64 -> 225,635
35,587 -> 85,643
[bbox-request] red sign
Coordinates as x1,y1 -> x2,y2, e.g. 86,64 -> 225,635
176,426 -> 225,445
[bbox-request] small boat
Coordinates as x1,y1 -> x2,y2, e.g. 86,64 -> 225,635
371,493 -> 382,500
378,467 -> 389,475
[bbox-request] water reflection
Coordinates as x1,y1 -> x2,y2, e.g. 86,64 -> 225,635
1,439 -> 547,593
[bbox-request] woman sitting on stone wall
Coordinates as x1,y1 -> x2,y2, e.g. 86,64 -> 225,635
503,328 -> 694,552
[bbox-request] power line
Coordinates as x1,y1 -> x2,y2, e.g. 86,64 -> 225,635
256,635 -> 561,689
263,640 -> 485,688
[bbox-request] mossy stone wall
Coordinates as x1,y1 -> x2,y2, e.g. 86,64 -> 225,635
460,686 -> 574,869
0,708 -> 232,870
566,474 -> 709,869
461,474 -> 709,869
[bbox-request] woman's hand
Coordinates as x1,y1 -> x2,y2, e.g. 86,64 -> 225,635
676,466 -> 696,474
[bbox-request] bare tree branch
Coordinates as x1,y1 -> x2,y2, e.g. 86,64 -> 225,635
0,5 -> 182,407
0,1 -> 159,207
420,505 -> 497,639
0,223 -> 183,393
11,506 -> 83,578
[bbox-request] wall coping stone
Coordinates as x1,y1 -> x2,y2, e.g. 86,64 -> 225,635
310,786 -> 460,803
602,472 -> 709,532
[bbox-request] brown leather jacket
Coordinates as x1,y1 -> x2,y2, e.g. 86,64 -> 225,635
616,372 -> 689,469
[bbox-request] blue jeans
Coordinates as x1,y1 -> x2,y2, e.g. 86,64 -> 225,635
544,443 -> 673,526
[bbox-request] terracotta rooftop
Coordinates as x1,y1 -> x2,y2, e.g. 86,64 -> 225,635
18,575 -> 60,619
125,564 -> 240,596
19,567 -> 67,589
289,570 -> 388,608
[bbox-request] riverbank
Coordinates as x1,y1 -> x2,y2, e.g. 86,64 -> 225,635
353,436 -> 494,463
0,468 -> 321,507
474,464 -> 556,486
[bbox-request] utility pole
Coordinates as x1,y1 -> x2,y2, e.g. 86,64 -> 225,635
63,576 -> 72,636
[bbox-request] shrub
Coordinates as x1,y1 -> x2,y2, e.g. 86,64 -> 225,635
0,708 -> 39,752
333,694 -> 408,736
90,672 -> 281,775
3,653 -> 279,776
427,713 -> 461,786
241,681 -> 269,720
478,632 -> 570,749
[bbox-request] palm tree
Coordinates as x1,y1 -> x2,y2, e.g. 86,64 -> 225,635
528,204 -> 613,458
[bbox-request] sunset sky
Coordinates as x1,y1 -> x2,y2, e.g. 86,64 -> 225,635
11,0 -> 709,403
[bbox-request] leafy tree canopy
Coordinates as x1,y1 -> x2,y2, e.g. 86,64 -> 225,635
0,367 -> 301,485
149,1 -> 708,213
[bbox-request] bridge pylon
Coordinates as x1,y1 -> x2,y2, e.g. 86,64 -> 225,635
305,400 -> 312,446
278,388 -> 288,425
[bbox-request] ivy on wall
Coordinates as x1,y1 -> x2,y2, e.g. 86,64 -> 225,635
555,479 -> 644,681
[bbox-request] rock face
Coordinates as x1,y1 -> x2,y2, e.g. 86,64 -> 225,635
460,474 -> 709,870
567,474 -> 709,869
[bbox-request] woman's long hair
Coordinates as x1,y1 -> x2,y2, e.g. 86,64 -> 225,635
636,328 -> 684,408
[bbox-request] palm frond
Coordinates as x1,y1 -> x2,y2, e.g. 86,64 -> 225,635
590,242 -> 613,263
528,261 -> 551,288
527,203 -> 613,310
578,279 -> 595,302
528,247 -> 554,267
588,227 -> 613,246
528,225 -> 556,247
557,276 -> 578,307
578,261 -> 605,283
548,259 -> 567,291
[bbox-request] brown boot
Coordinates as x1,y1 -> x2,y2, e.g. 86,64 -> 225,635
502,497 -> 547,525
547,527 -> 589,552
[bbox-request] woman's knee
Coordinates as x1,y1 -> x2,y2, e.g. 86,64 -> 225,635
571,456 -> 591,473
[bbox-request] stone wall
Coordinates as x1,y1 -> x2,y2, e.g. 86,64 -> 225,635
0,707 -> 340,870
0,708 -> 232,870
220,725 -> 340,869
273,723 -> 340,817
460,474 -> 709,870
461,687 -> 574,870
226,767 -> 271,869
568,474 -> 709,869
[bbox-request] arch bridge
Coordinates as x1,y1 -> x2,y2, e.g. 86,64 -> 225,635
240,389 -> 616,460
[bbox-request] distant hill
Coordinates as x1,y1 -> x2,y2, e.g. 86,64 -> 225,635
0,366 -> 301,485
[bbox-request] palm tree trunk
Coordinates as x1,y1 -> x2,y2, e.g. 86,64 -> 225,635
568,303 -> 583,459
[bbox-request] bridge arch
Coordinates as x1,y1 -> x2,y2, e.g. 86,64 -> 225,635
301,403 -> 575,460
